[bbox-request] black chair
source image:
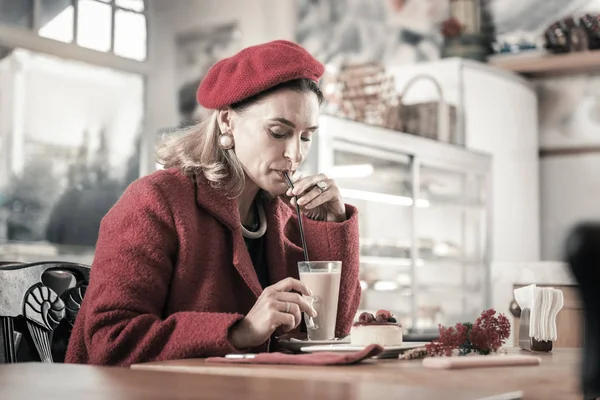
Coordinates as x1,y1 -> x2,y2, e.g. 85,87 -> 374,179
565,223 -> 600,400
0,261 -> 23,268
0,261 -> 90,363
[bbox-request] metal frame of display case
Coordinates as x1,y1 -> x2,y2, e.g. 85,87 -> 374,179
316,115 -> 493,331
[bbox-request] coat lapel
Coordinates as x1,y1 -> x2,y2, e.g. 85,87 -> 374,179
193,174 -> 262,298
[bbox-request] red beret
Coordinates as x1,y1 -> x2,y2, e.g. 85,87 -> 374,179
196,40 -> 325,109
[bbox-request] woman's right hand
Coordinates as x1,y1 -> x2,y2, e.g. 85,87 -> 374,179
228,277 -> 318,349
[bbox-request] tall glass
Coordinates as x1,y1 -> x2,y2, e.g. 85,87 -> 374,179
298,261 -> 342,340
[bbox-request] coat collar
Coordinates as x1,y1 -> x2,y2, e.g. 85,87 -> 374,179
192,173 -> 240,231
192,173 -> 302,298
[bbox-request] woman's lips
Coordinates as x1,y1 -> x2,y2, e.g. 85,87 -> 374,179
275,169 -> 294,177
273,170 -> 295,185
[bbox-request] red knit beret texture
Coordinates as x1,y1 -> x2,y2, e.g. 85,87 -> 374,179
196,40 -> 325,109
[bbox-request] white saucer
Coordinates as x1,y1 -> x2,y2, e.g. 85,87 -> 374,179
299,342 -> 429,359
288,337 -> 350,344
275,336 -> 350,352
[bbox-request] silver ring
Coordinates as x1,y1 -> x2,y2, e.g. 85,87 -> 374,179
316,181 -> 327,193
284,302 -> 290,313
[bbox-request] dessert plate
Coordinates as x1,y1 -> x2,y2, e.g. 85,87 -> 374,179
300,342 -> 429,359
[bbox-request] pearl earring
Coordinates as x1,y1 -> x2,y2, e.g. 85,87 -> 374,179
218,132 -> 234,150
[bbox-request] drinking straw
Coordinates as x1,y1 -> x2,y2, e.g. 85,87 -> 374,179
283,172 -> 310,262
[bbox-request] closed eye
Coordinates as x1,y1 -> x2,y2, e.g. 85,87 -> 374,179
269,130 -> 286,139
269,130 -> 312,142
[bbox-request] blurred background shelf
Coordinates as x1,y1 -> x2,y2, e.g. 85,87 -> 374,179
489,50 -> 600,77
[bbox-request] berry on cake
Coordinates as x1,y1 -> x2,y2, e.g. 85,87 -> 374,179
350,310 -> 403,346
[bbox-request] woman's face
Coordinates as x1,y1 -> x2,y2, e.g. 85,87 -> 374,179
225,89 -> 320,195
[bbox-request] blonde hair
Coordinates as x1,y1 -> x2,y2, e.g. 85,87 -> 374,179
156,111 -> 245,197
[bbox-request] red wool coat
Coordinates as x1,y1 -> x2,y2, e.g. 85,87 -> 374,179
65,168 -> 362,366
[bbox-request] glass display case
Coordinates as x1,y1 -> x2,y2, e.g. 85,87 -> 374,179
315,115 -> 492,337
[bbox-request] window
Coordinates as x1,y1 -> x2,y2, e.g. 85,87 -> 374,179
4,0 -> 148,61
76,0 -> 113,52
0,48 -> 145,249
114,8 -> 147,60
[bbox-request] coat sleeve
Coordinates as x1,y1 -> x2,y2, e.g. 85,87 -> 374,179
65,178 -> 247,366
303,205 -> 362,338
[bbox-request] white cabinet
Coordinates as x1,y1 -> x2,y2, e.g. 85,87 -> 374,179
387,58 -> 540,262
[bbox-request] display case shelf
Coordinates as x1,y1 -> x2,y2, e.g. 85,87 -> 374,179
359,256 -> 481,267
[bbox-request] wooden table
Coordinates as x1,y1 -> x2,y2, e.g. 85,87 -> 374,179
1,363 -> 523,400
132,348 -> 583,400
0,348 -> 582,399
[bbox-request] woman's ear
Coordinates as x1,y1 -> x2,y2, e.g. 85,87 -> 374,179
216,108 -> 233,133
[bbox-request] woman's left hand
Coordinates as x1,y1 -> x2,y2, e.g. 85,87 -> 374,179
286,173 -> 346,222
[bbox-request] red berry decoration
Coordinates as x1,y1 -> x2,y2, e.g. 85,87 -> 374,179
375,313 -> 387,322
425,309 -> 511,357
376,309 -> 391,320
358,312 -> 375,323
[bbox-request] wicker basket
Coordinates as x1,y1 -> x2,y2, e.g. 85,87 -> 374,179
329,63 -> 396,127
388,74 -> 456,143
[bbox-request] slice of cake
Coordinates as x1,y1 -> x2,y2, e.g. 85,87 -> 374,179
350,310 -> 403,347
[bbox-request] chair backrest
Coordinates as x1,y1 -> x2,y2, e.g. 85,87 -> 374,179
565,223 -> 600,399
0,261 -> 90,363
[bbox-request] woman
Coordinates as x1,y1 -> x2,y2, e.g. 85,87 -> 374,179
66,40 -> 361,366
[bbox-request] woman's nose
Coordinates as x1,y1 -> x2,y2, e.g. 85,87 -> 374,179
284,138 -> 303,165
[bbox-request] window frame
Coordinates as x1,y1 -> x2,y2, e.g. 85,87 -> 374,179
0,0 -> 150,72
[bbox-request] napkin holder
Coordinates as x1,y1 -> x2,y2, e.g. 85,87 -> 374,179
518,308 -> 553,352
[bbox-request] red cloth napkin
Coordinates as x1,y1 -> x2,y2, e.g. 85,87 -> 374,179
206,344 -> 384,365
